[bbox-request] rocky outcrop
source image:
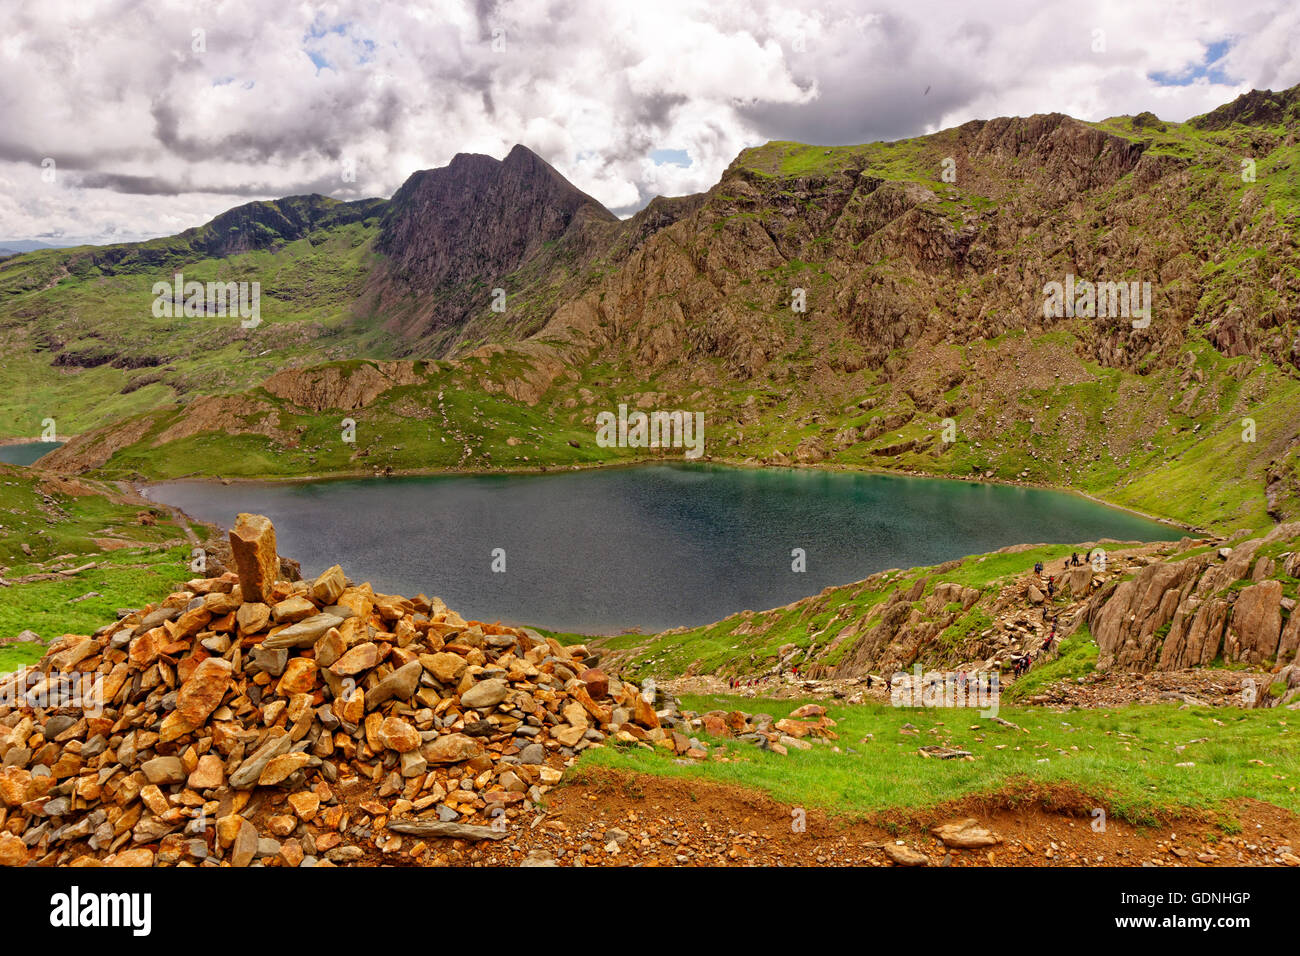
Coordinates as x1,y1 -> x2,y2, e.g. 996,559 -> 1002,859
1087,524 -> 1300,673
1254,662 -> 1300,709
37,414 -> 157,474
826,578 -> 983,677
262,361 -> 428,411
372,145 -> 622,349
1088,555 -> 1209,670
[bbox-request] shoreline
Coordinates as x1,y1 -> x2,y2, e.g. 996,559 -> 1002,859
131,456 -> 1204,641
0,436 -> 72,448
133,453 -> 1203,535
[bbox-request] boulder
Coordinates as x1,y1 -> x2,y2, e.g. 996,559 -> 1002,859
883,842 -> 929,866
422,733 -> 482,764
932,818 -> 1002,848
461,678 -> 508,710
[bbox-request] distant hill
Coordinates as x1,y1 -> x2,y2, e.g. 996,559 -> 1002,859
0,239 -> 74,256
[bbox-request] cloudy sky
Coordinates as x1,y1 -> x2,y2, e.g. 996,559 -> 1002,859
1,0 -> 1297,245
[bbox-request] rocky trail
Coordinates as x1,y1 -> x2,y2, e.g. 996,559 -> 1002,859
474,770 -> 1300,868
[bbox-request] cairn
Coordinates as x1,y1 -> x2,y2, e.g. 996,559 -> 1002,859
0,514 -> 844,867
0,514 -> 679,866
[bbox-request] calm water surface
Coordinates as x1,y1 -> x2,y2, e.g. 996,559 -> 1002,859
0,442 -> 63,466
145,464 -> 1181,634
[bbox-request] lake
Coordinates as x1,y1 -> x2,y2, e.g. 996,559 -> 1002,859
144,464 -> 1183,634
0,442 -> 63,466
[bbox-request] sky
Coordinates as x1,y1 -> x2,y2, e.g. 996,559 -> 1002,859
1,0 -> 1297,245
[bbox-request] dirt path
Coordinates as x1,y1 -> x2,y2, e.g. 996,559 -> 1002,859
455,769 -> 1300,867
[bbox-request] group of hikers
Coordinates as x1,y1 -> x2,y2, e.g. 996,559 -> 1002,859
1012,618 -> 1056,679
1014,554 -> 1081,678
726,664 -> 801,690
1012,628 -> 1055,678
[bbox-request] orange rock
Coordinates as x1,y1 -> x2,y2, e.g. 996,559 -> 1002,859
277,658 -> 318,696
287,790 -> 320,821
789,703 -> 826,719
106,848 -> 155,867
701,714 -> 731,737
0,767 -> 32,807
258,753 -> 313,786
423,733 -> 482,764
128,628 -> 168,668
572,685 -> 612,724
176,657 -> 233,728
229,513 -> 280,605
632,692 -> 660,729
579,668 -> 609,698
0,832 -> 29,867
187,754 -> 225,790
378,717 -> 420,753
268,814 -> 298,837
330,642 -> 380,677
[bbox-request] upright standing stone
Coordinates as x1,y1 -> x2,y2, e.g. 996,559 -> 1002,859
229,513 -> 279,604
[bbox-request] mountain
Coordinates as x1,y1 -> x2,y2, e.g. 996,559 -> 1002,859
370,144 -> 621,350
0,144 -> 700,439
18,85 -> 1300,533
0,239 -> 70,256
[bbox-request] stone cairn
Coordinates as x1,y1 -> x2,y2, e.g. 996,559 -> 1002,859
0,514 -> 834,867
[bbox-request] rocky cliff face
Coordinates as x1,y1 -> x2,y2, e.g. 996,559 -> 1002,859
544,102 -> 1300,386
1083,523 -> 1300,699
370,145 -> 624,350
261,360 -> 429,412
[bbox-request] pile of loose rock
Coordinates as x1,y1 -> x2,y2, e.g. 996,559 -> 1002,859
0,514 -> 820,868
0,514 -> 666,866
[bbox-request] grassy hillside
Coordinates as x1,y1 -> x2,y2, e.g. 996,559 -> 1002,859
0,204 -> 398,440
580,693 -> 1299,825
0,463 -> 197,642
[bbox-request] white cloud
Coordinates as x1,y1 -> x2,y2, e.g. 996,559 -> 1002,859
0,0 -> 1295,242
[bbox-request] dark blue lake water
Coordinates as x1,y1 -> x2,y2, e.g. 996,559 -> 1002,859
145,464 -> 1182,634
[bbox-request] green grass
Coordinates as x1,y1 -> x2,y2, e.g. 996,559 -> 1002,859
0,216 -> 390,440
0,546 -> 193,647
0,641 -> 47,672
580,693 -> 1298,825
0,464 -> 188,568
0,462 -> 201,651
940,606 -> 993,647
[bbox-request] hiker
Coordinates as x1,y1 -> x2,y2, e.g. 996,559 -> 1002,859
1047,576 -> 1055,599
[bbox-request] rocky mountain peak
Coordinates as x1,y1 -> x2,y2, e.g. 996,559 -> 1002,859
1191,83 -> 1300,131
376,145 -> 614,293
